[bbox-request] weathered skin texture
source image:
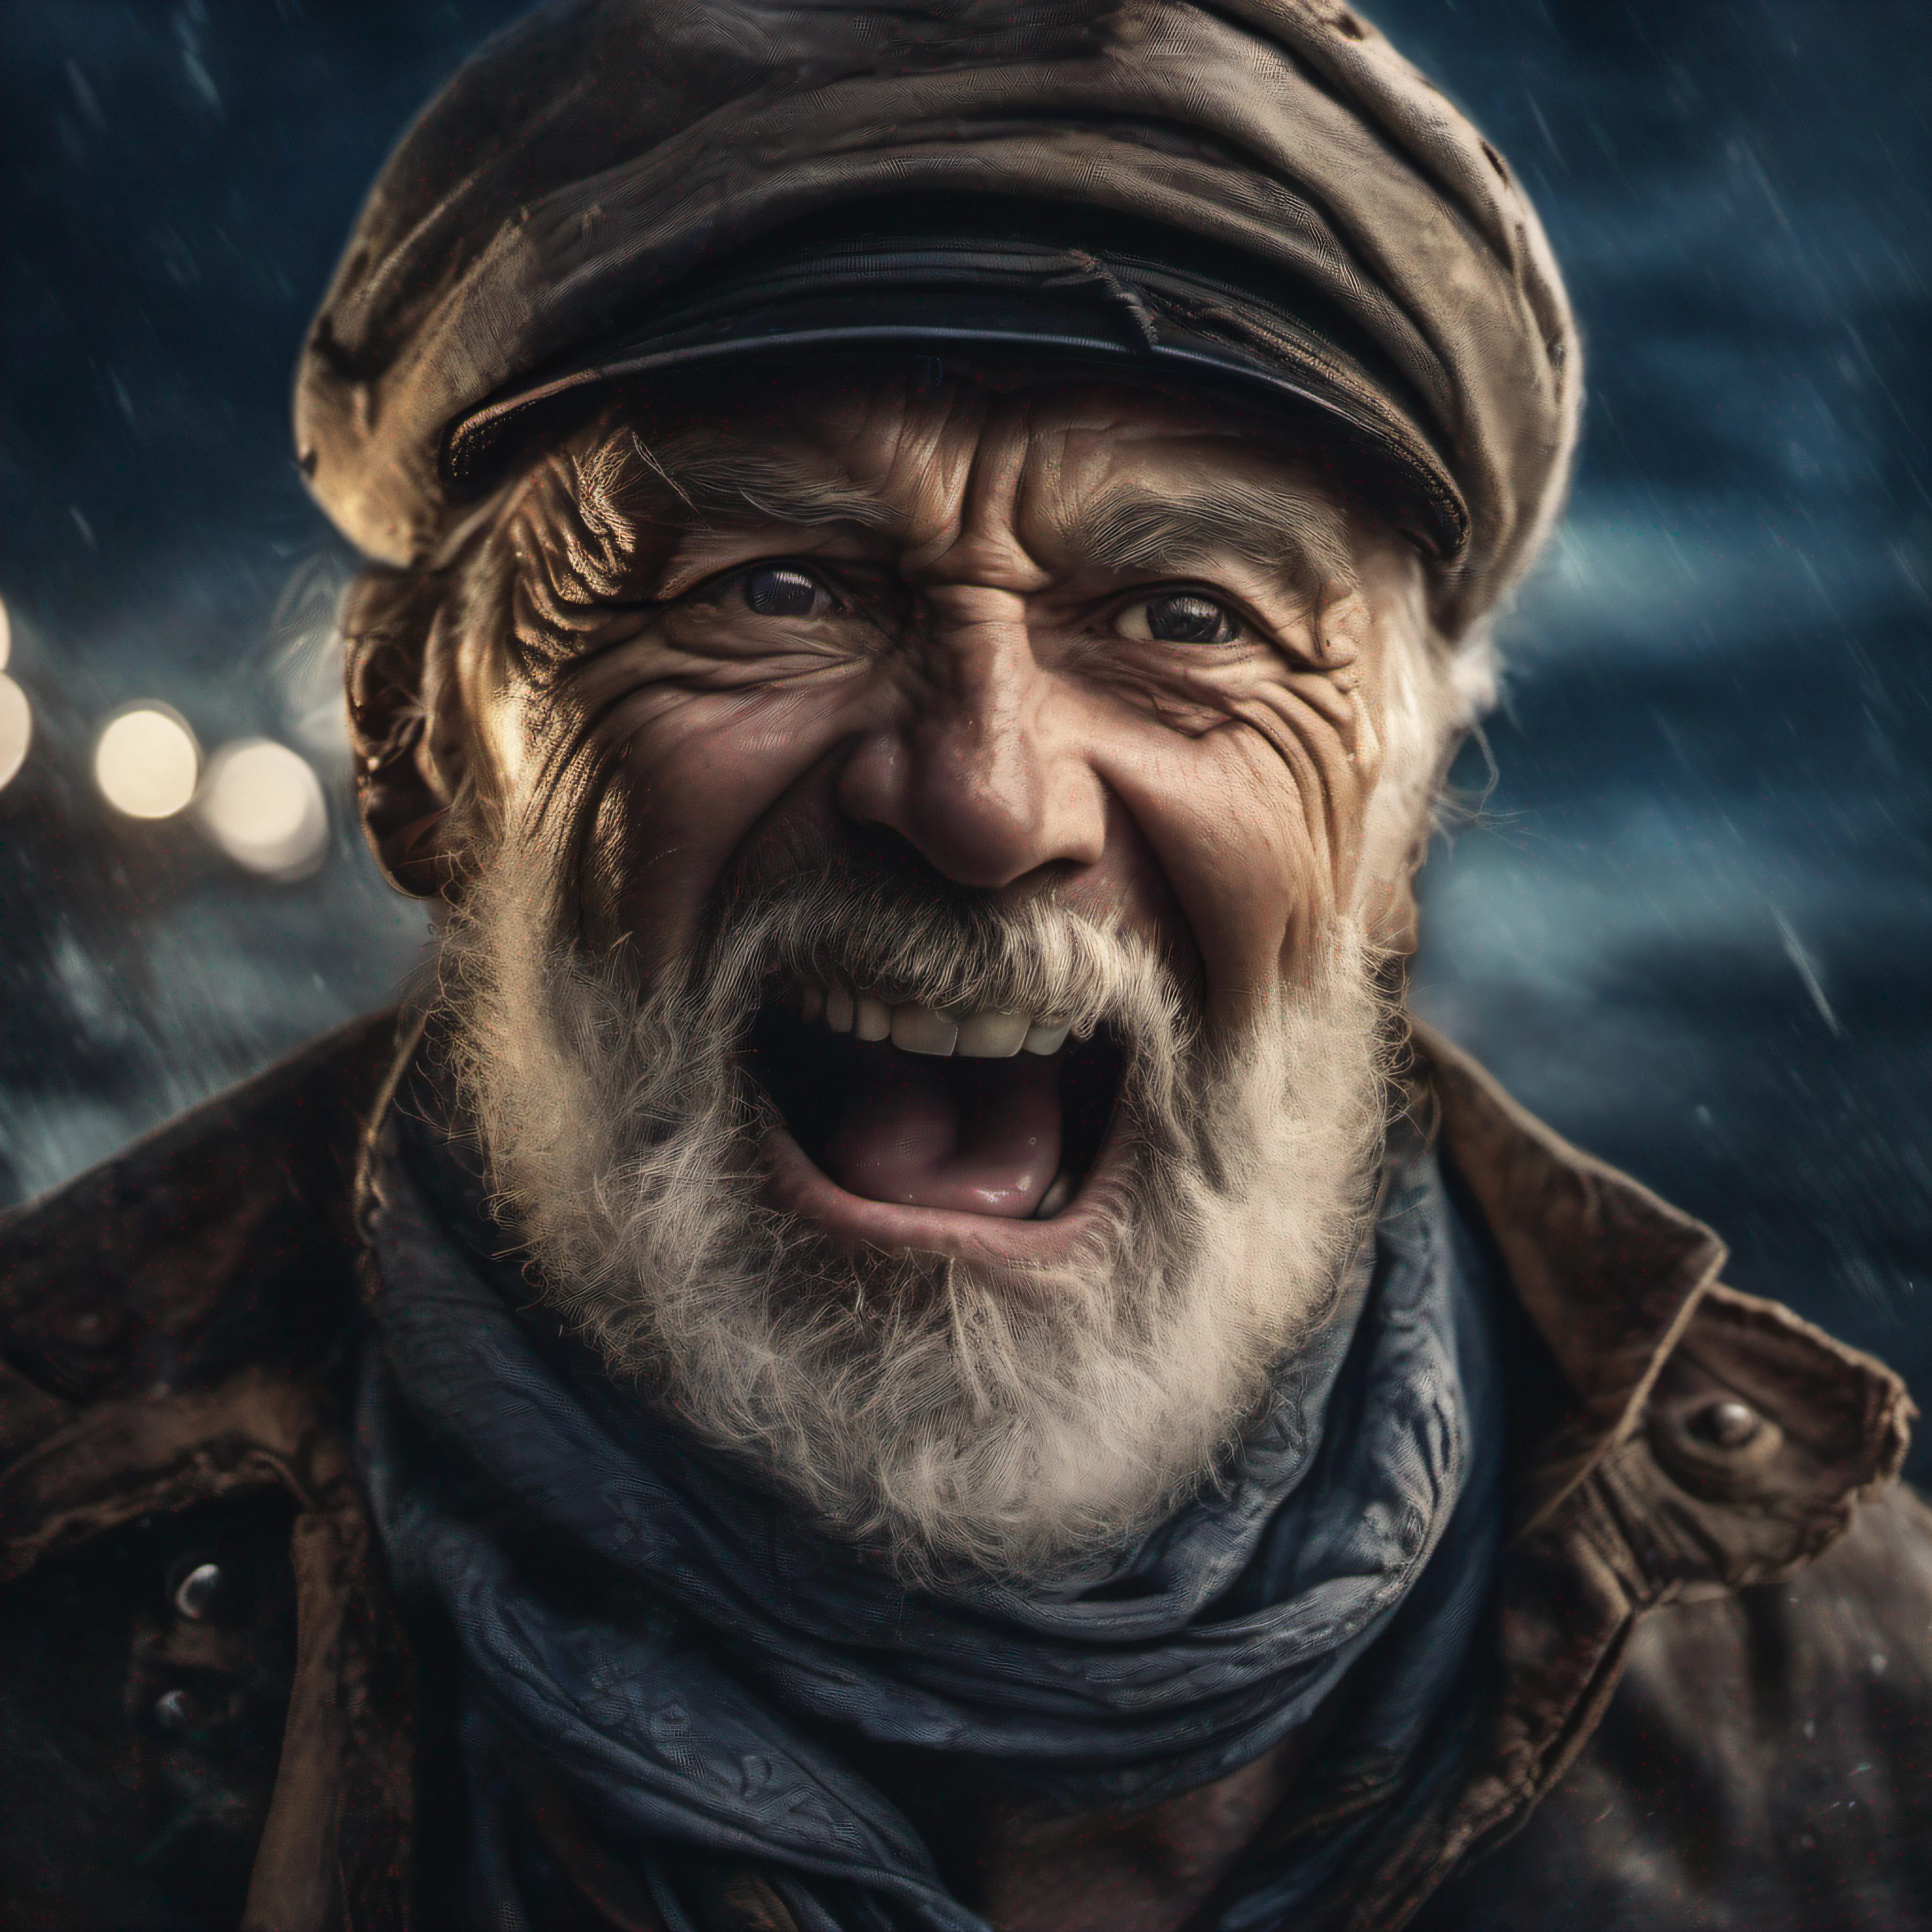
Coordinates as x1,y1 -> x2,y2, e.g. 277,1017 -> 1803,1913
409,367 -> 1423,961
358,366 -> 1435,1256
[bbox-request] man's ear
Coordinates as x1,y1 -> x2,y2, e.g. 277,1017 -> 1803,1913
343,565 -> 466,898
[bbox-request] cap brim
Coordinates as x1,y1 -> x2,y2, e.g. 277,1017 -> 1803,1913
441,238 -> 1469,560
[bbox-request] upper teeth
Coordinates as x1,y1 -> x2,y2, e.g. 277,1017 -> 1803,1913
804,983 -> 1071,1058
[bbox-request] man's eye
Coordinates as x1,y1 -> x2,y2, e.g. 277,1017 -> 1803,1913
1113,591 -> 1241,645
739,565 -> 829,618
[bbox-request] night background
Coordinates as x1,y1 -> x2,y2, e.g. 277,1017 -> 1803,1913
2,4 -> 1927,1458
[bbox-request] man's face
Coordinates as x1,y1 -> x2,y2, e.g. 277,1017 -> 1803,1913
414,363 -> 1442,1575
451,367 -> 1428,1235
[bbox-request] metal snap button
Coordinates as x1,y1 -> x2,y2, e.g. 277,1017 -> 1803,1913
152,1687 -> 200,1734
1689,1398 -> 1762,1449
172,1560 -> 225,1621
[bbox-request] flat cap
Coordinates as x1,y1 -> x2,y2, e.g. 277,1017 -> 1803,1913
297,0 -> 1579,635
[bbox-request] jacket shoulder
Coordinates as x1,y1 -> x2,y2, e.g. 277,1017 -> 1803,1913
1418,1480 -> 1932,1931
0,1014 -> 401,1417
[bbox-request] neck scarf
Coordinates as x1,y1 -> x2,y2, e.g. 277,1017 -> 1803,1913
356,1082 -> 1503,1932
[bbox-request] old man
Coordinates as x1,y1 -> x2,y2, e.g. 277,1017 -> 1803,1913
3,2 -> 1930,1929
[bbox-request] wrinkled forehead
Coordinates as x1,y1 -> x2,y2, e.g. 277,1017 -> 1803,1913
542,357 -> 1374,559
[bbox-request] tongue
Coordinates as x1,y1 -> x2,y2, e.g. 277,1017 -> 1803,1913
819,1044 -> 1063,1217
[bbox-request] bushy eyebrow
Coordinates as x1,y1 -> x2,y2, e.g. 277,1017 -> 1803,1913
627,438 -> 894,531
1069,483 -> 1355,596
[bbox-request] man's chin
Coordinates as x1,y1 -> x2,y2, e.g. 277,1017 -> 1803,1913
759,1120 -> 1131,1274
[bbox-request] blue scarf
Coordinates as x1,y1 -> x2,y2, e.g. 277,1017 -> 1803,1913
357,1090 -> 1502,1931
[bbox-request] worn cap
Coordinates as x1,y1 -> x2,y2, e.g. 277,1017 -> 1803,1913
297,0 -> 1579,635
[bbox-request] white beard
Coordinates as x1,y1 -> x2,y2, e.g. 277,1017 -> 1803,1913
437,834 -> 1395,1585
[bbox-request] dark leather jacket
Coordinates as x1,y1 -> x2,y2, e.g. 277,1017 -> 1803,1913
0,1015 -> 1922,1932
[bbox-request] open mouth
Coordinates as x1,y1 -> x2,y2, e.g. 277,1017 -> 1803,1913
746,979 -> 1124,1249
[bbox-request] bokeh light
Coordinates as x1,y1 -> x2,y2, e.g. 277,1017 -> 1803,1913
0,594 -> 30,792
95,705 -> 200,818
0,672 -> 29,793
197,737 -> 328,877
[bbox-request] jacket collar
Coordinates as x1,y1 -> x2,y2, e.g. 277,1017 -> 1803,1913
1416,1019 -> 1910,1555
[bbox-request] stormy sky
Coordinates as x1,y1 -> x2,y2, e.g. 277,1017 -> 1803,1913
2,3 -> 1928,1457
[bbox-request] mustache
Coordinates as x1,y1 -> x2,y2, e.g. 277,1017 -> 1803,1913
675,843 -> 1190,1051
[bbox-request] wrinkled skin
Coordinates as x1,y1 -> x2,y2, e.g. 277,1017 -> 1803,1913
354,363 -> 1440,1256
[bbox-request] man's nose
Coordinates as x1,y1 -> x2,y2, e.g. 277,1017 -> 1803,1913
836,584 -> 1107,890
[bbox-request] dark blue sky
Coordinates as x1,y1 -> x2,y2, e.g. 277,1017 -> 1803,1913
3,1 -> 1929,1454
